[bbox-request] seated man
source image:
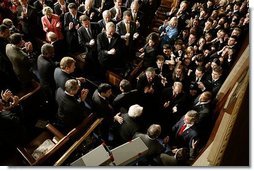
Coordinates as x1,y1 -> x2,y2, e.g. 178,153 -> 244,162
56,79 -> 89,132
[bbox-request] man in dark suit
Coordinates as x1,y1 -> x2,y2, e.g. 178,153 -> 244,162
98,10 -> 114,32
133,124 -> 164,160
92,83 -> 114,142
198,66 -> 224,97
97,21 -> 125,71
187,66 -> 208,95
37,43 -> 57,112
109,0 -> 127,23
116,10 -> 139,62
78,15 -> 100,72
54,56 -> 85,90
114,104 -> 143,144
64,3 -> 82,53
17,0 -> 37,39
93,0 -> 114,13
47,31 -> 67,62
136,67 -> 163,126
164,110 -> 199,149
128,1 -> 144,33
154,55 -> 170,86
0,25 -> 20,92
113,79 -> 140,113
161,81 -> 186,133
6,33 -> 36,89
56,79 -> 89,132
192,91 -> 213,145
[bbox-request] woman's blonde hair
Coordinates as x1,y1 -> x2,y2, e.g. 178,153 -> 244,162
43,6 -> 53,15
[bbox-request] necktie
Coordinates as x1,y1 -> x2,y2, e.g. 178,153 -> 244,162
125,23 -> 130,46
178,124 -> 187,136
133,13 -> 137,21
86,28 -> 92,38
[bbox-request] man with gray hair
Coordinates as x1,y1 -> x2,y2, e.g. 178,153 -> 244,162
97,21 -> 125,71
113,104 -> 143,144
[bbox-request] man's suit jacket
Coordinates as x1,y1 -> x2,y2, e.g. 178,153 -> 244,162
92,89 -> 113,119
116,20 -> 137,46
113,89 -> 140,113
54,67 -> 72,90
205,75 -> 223,96
17,5 -> 37,35
192,96 -> 212,134
96,32 -> 124,69
161,87 -> 186,112
109,6 -> 127,22
133,133 -> 164,158
98,19 -> 115,32
56,88 -> 87,131
41,14 -> 64,40
5,44 -> 34,86
118,113 -> 141,142
77,23 -> 100,52
63,11 -> 82,52
171,117 -> 199,149
37,54 -> 56,91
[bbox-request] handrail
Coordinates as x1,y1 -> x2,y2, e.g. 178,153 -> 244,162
54,118 -> 103,166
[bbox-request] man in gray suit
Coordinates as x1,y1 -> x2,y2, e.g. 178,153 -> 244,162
6,33 -> 35,89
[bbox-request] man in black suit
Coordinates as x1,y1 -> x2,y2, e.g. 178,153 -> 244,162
54,56 -> 85,90
116,10 -> 139,62
128,1 -> 144,33
109,0 -> 127,23
92,83 -> 114,142
64,3 -> 82,53
114,104 -> 143,144
94,0 -> 114,13
78,15 -> 100,72
192,91 -> 213,145
164,110 -> 199,149
37,43 -> 57,110
161,82 -> 186,132
98,10 -> 114,32
113,79 -> 140,113
97,21 -> 125,72
154,55 -> 170,86
188,66 -> 208,95
17,0 -> 37,39
198,66 -> 224,97
136,67 -> 163,126
56,79 -> 89,132
47,31 -> 67,62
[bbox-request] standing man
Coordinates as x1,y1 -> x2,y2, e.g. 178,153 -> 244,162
6,33 -> 36,89
64,3 -> 82,53
116,10 -> 139,62
97,22 -> 125,72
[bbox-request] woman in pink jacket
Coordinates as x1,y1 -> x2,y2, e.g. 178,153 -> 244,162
41,6 -> 64,41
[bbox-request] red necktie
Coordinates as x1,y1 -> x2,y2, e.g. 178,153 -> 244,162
178,124 -> 187,136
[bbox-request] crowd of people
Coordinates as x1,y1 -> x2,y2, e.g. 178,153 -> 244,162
0,0 -> 249,165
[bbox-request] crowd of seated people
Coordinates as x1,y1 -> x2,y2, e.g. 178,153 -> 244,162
0,0 -> 249,165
